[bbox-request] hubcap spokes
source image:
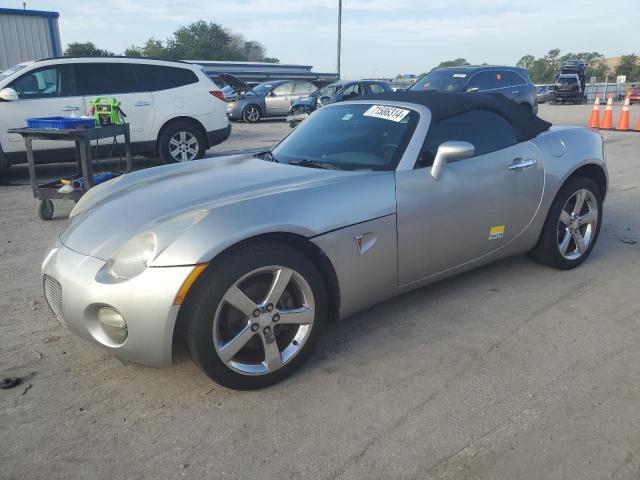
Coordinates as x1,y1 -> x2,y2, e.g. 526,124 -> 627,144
247,108 -> 259,121
213,266 -> 315,375
169,131 -> 199,162
557,189 -> 598,260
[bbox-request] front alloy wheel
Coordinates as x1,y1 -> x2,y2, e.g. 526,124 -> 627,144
214,266 -> 315,375
242,105 -> 261,123
185,243 -> 327,389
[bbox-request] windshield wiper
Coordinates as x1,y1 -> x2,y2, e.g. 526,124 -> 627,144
254,150 -> 278,163
288,159 -> 339,170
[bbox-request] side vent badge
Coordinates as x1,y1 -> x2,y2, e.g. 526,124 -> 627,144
355,233 -> 377,256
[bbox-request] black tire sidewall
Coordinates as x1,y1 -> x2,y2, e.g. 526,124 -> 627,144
242,105 -> 261,123
158,121 -> 206,164
38,199 -> 54,220
185,243 -> 327,390
533,177 -> 603,269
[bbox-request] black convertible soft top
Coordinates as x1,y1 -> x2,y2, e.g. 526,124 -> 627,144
363,91 -> 552,142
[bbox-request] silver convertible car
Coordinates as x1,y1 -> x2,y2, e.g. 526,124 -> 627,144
42,91 -> 607,389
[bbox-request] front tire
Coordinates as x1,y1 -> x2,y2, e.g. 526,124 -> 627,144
158,121 -> 206,164
185,243 -> 327,390
242,105 -> 261,123
529,177 -> 602,269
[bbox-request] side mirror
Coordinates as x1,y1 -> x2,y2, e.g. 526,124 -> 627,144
0,88 -> 19,102
270,91 -> 277,97
465,87 -> 480,93
430,141 -> 475,181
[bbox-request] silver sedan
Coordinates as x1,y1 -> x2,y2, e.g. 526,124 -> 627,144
42,93 -> 607,389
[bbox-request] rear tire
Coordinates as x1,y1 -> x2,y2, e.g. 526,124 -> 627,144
185,243 -> 327,390
158,121 -> 206,164
529,177 -> 602,270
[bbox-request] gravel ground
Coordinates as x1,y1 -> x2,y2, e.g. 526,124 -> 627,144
1,106 -> 640,479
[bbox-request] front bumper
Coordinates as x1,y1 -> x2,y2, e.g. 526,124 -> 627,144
42,241 -> 195,367
226,102 -> 241,119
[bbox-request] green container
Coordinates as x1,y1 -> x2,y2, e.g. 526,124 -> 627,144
91,97 -> 123,126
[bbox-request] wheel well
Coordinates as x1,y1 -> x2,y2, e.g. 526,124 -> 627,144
156,116 -> 209,152
215,233 -> 340,321
564,163 -> 608,200
172,232 -> 341,355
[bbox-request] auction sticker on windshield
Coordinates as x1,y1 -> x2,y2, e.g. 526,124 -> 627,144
364,105 -> 410,122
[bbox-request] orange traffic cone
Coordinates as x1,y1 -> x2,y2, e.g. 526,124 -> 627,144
588,97 -> 601,128
616,96 -> 631,131
600,97 -> 613,129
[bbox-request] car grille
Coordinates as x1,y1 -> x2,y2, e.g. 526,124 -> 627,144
43,275 -> 64,325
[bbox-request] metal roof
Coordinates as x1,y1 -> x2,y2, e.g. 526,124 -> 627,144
0,8 -> 59,18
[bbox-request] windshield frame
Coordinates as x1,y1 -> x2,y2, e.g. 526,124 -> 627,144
0,62 -> 31,82
270,100 -> 430,172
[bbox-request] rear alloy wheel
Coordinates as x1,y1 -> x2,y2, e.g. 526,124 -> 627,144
158,121 -> 206,164
529,177 -> 602,269
186,243 -> 327,389
242,105 -> 261,123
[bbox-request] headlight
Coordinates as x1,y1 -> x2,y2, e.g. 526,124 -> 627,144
104,232 -> 156,280
100,210 -> 208,281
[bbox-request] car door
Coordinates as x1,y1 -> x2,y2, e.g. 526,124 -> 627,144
1,63 -> 85,153
505,71 -> 529,105
395,109 -> 544,285
264,82 -> 294,116
76,62 -> 154,144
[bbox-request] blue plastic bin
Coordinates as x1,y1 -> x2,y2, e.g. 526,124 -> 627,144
26,117 -> 96,130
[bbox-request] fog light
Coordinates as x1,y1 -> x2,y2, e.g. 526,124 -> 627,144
98,307 -> 128,344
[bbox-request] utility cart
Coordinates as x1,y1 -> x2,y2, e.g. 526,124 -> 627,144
8,124 -> 133,220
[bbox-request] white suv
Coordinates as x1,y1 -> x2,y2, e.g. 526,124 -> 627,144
0,57 -> 230,168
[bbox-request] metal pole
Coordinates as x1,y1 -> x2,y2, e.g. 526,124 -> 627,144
337,0 -> 342,79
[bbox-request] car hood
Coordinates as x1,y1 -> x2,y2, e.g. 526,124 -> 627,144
60,155 -> 396,264
219,73 -> 253,94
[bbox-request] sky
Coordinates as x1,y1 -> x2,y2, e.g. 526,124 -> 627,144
12,0 -> 639,79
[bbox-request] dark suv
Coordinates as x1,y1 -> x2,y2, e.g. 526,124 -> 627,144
409,66 -> 538,114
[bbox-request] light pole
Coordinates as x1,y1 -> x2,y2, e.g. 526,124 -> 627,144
337,0 -> 342,79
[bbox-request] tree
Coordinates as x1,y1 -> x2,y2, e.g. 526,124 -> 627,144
124,21 -> 278,63
615,54 -> 639,80
65,41 -> 114,57
437,58 -> 470,68
516,55 -> 535,71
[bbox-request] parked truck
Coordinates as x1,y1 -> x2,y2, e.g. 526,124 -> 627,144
551,60 -> 587,104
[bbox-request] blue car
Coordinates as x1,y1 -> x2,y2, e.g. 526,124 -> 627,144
286,80 -> 392,128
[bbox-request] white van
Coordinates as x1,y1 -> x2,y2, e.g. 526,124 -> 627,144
0,57 -> 230,168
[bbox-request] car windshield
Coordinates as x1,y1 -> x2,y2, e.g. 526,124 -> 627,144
0,62 -> 30,80
317,84 -> 340,98
409,70 -> 469,92
249,82 -> 276,96
271,103 -> 419,171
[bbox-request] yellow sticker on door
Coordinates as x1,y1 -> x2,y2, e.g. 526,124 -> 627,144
489,225 -> 505,240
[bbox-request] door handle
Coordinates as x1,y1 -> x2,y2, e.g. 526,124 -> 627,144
511,90 -> 520,94
61,106 -> 80,111
508,158 -> 537,170
133,101 -> 151,106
